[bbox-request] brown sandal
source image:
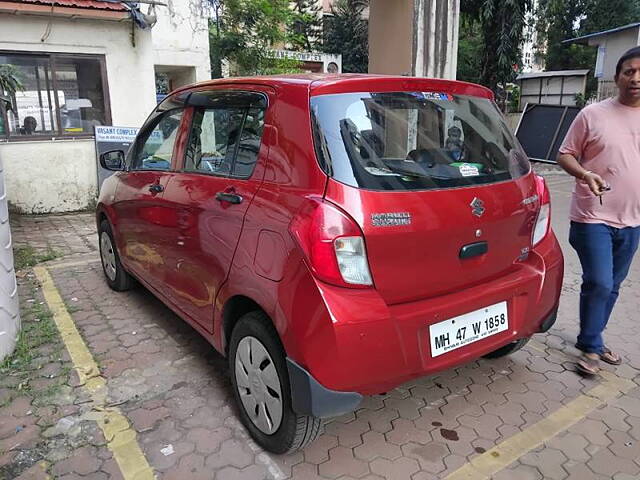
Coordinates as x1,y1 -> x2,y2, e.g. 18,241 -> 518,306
576,354 -> 600,376
600,347 -> 622,365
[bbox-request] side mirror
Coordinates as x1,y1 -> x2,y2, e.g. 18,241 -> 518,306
100,150 -> 125,171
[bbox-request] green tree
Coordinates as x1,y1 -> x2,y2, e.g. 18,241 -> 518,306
291,0 -> 324,52
0,64 -> 23,97
0,65 -> 23,136
457,15 -> 483,84
323,0 -> 369,73
460,0 -> 532,100
536,0 -> 591,71
535,0 -> 640,99
210,0 -> 301,77
580,0 -> 640,36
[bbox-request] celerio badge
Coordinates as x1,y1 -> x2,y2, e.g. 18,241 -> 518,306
371,212 -> 411,227
470,197 -> 485,217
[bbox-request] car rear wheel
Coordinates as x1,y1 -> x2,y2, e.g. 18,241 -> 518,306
483,337 -> 530,359
229,311 -> 321,453
99,220 -> 134,292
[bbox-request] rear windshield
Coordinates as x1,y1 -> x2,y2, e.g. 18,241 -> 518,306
311,92 -> 530,191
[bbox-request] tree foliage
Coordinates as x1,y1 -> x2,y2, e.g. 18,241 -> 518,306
457,16 -> 483,84
290,0 -> 324,52
580,0 -> 640,36
323,0 -> 369,73
210,0 -> 301,77
535,0 -> 591,71
535,0 -> 640,98
460,0 -> 532,103
0,65 -> 23,97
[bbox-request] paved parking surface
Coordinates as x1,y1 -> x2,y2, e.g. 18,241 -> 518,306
2,168 -> 640,480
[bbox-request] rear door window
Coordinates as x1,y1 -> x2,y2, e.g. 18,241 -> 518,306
311,92 -> 530,191
184,93 -> 266,178
184,108 -> 245,176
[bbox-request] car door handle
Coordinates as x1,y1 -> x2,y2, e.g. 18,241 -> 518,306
149,183 -> 164,194
215,192 -> 243,204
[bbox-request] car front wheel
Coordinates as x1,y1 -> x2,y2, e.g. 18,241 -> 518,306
229,311 -> 321,453
98,219 -> 134,292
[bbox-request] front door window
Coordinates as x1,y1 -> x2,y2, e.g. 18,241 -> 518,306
132,110 -> 184,171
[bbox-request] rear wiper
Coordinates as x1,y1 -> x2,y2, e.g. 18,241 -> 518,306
381,160 -> 427,177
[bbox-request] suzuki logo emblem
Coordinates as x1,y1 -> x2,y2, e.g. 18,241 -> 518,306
470,197 -> 485,217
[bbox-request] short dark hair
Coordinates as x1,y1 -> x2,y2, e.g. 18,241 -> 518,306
615,46 -> 640,78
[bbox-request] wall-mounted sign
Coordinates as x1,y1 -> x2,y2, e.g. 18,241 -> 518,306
269,49 -> 324,63
95,125 -> 139,192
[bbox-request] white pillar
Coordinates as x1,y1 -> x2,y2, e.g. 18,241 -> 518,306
0,152 -> 20,362
412,0 -> 459,79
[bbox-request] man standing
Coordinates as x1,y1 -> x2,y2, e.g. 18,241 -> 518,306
557,46 -> 640,375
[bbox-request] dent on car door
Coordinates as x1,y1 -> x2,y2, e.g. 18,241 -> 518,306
161,90 -> 270,332
113,108 -> 185,290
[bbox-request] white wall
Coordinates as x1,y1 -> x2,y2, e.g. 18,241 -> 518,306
322,53 -> 342,73
520,75 -> 586,107
152,0 -> 211,86
0,14 -> 156,212
0,14 -> 157,126
0,4 -> 210,213
1,139 -> 97,213
589,28 -> 640,81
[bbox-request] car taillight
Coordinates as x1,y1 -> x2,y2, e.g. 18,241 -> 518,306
532,175 -> 551,247
290,198 -> 373,288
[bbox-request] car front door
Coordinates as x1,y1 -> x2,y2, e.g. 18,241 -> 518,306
160,88 -> 271,332
113,107 -> 187,294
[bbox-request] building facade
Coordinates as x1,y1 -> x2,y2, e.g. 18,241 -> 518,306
565,23 -> 640,101
0,0 -> 210,213
517,70 -> 589,109
521,0 -> 545,73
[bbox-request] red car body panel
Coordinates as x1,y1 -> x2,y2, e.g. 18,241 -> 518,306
97,74 -> 564,397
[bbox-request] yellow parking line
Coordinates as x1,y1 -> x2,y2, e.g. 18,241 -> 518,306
34,267 -> 154,480
445,367 -> 636,479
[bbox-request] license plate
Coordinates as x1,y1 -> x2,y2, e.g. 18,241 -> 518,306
429,301 -> 508,357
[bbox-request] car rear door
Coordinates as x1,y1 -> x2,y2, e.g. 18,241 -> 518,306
112,106 -> 187,293
160,88 -> 272,332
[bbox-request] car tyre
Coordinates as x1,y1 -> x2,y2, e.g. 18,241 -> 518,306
483,337 -> 530,359
229,311 -> 321,453
98,219 -> 134,292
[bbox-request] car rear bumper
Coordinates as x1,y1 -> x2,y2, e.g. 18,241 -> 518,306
287,231 -> 564,397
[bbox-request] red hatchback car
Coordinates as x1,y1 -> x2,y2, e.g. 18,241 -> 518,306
97,75 -> 564,453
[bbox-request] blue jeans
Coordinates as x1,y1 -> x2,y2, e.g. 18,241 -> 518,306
569,222 -> 640,354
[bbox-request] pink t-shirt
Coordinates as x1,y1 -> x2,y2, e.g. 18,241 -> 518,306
559,97 -> 640,228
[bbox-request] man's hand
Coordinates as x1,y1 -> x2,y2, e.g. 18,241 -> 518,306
583,171 -> 607,196
557,153 -> 609,196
